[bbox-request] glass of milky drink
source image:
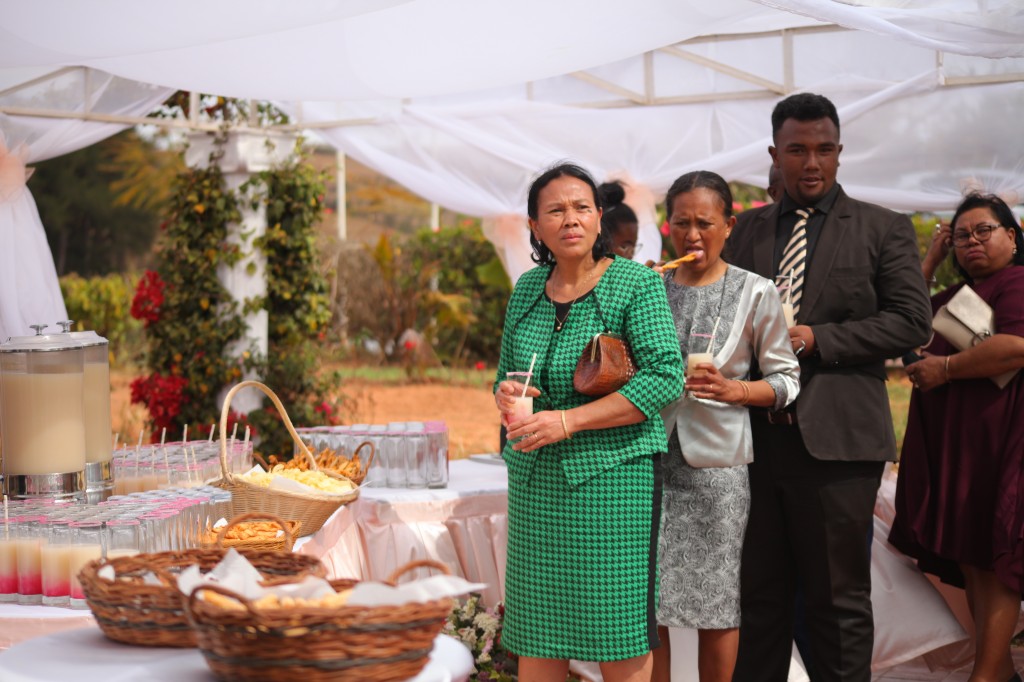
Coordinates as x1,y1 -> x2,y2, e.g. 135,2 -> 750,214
68,521 -> 104,609
686,352 -> 714,399
505,372 -> 534,434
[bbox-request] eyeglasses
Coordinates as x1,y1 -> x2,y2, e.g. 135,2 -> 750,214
952,223 -> 1004,248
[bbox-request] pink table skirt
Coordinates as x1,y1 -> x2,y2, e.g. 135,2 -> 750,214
296,456 -> 509,606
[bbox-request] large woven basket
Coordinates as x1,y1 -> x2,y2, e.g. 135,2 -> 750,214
185,559 -> 454,681
79,549 -> 326,648
213,381 -> 359,536
199,512 -> 300,553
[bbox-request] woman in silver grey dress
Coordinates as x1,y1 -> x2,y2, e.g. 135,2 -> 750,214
651,171 -> 800,682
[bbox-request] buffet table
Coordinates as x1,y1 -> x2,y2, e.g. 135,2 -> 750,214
0,603 -> 95,650
0,626 -> 474,682
296,455 -> 508,606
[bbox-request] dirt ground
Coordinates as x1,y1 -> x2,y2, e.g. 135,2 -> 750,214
111,373 -> 501,458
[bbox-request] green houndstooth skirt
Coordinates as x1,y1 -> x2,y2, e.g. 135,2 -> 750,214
501,451 -> 662,661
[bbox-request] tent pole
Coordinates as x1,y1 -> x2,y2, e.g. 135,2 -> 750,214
336,150 -> 347,241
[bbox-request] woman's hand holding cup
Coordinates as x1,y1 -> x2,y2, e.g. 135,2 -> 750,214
685,362 -> 745,404
496,375 -> 541,427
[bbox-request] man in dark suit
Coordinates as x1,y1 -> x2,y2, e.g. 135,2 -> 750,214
727,93 -> 931,682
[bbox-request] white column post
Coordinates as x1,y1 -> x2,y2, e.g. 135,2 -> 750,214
336,150 -> 347,241
185,130 -> 298,415
430,203 -> 441,232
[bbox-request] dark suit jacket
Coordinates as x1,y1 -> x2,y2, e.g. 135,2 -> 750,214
725,186 -> 931,462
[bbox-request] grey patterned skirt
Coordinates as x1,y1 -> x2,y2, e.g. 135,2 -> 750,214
657,430 -> 750,629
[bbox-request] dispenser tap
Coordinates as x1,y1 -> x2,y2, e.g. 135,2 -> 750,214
56,320 -> 75,333
29,324 -> 48,336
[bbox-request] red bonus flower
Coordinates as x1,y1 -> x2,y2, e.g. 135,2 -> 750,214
130,270 -> 166,327
130,373 -> 188,432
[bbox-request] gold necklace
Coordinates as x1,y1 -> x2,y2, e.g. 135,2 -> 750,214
553,264 -> 599,332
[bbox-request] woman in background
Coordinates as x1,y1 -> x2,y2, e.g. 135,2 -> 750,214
653,171 -> 799,682
893,193 -> 1024,682
598,181 -> 641,260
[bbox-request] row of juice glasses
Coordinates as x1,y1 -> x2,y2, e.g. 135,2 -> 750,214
0,486 -> 231,608
111,438 -> 254,494
295,421 -> 450,489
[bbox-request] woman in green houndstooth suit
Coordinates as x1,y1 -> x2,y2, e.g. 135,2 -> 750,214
494,163 -> 684,682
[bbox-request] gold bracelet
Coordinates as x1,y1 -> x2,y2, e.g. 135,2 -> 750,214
944,355 -> 951,383
737,380 -> 750,406
560,410 -> 572,440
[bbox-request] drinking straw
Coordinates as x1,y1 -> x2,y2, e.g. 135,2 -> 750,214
786,272 -> 794,305
208,424 -> 215,443
160,427 -> 167,447
520,353 -> 538,398
112,433 -> 120,451
705,317 -> 721,354
182,424 -> 189,445
242,426 -> 251,473
3,495 -> 8,541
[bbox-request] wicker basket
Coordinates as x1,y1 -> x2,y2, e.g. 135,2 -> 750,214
185,559 -> 455,681
213,381 -> 359,536
79,549 -> 327,648
200,512 -> 300,552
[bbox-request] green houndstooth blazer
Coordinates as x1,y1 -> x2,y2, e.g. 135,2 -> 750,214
495,255 -> 684,487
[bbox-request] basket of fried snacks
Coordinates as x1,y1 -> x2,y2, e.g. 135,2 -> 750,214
185,559 -> 463,682
268,441 -> 375,486
78,549 -> 326,648
213,381 -> 359,536
200,512 -> 301,553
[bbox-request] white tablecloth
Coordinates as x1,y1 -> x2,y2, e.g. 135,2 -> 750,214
0,602 -> 95,651
298,456 -> 976,681
0,626 -> 474,682
296,456 -> 509,606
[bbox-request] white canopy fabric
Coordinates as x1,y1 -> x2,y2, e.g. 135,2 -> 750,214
0,71 -> 172,340
0,0 -> 1022,291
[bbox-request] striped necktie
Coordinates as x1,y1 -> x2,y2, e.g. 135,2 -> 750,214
777,208 -> 813,320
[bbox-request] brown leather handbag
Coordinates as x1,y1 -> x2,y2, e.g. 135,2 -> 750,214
573,332 -> 637,396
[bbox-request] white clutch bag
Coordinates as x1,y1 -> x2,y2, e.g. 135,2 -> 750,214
932,285 -> 1018,388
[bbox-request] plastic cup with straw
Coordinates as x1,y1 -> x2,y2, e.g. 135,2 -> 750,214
506,353 -> 537,428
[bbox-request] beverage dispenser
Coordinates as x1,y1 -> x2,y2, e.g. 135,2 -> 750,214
0,325 -> 87,501
63,323 -> 113,502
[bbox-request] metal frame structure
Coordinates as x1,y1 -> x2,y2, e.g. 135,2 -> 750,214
2,25 -> 1020,132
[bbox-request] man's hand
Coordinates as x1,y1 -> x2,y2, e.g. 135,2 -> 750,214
789,325 -> 816,358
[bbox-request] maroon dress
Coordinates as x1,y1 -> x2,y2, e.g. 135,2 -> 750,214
889,265 -> 1024,593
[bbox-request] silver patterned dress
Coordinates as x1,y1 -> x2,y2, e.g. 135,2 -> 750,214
657,266 -> 797,629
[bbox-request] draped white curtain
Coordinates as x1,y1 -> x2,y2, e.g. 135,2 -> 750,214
0,71 -> 172,340
301,70 -> 1024,281
0,0 -> 1021,287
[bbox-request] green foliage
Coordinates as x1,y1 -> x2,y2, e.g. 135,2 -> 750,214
244,152 -> 344,455
132,157 -> 250,436
338,225 -> 508,370
32,130 -> 162,276
406,227 -> 511,363
911,214 -> 961,292
59,273 -> 144,367
132,143 -> 344,452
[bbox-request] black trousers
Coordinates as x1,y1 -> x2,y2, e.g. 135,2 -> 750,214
733,417 -> 884,682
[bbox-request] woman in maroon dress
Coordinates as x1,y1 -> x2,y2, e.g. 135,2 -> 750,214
891,193 -> 1024,682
